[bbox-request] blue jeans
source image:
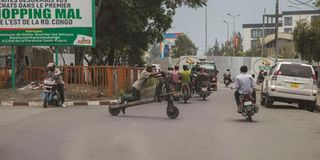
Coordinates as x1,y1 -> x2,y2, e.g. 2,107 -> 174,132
122,87 -> 140,103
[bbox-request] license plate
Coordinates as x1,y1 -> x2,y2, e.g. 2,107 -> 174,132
244,101 -> 252,106
290,83 -> 300,88
202,88 -> 207,91
246,105 -> 252,111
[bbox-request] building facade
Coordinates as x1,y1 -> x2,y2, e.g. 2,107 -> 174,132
242,10 -> 320,52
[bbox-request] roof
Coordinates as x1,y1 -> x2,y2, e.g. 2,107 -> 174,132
243,23 -> 282,28
282,10 -> 320,16
263,32 -> 293,44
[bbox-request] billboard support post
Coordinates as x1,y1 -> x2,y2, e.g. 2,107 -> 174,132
55,47 -> 59,66
11,46 -> 15,90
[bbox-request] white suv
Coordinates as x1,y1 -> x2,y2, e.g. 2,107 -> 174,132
261,62 -> 318,112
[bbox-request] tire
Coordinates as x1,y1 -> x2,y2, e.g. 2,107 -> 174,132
306,102 -> 316,112
54,92 -> 63,107
247,114 -> 253,122
260,93 -> 266,106
43,94 -> 49,108
167,106 -> 179,119
203,94 -> 206,101
109,105 -> 121,116
298,103 -> 306,110
265,94 -> 273,108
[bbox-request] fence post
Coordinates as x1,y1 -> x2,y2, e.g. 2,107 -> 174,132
107,67 -> 114,97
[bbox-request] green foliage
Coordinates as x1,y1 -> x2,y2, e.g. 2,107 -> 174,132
150,41 -> 161,59
92,0 -> 207,66
171,34 -> 198,58
207,39 -> 222,56
278,43 -> 297,59
293,19 -> 320,63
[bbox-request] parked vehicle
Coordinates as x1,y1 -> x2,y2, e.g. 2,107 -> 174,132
223,74 -> 231,87
42,77 -> 63,108
261,62 -> 318,112
195,61 -> 218,91
193,74 -> 210,100
239,93 -> 258,122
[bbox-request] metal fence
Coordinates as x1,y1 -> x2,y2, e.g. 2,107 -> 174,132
0,66 -> 143,97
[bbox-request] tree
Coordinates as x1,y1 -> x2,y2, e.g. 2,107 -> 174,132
91,0 -> 207,66
171,34 -> 198,58
245,38 -> 262,57
150,41 -> 161,59
293,19 -> 320,63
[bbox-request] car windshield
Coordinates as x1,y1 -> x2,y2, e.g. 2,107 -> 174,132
279,64 -> 313,78
198,63 -> 216,70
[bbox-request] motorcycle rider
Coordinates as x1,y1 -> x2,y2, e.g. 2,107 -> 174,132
223,69 -> 232,83
234,65 -> 257,113
257,70 -> 265,84
172,65 -> 181,91
46,62 -> 65,107
120,65 -> 160,113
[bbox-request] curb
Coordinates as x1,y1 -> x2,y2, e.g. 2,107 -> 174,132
0,101 -> 112,107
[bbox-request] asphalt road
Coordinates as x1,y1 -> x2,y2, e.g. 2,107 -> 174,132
1,85 -> 320,160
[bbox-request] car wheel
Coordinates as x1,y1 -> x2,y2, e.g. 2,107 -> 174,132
265,94 -> 273,108
298,103 -> 306,110
306,101 -> 316,112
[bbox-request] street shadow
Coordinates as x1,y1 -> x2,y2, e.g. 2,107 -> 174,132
267,104 -> 299,110
113,114 -> 178,121
229,118 -> 259,123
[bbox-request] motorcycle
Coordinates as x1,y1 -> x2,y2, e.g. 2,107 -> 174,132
193,73 -> 211,100
223,74 -> 231,87
239,94 -> 258,122
42,77 -> 63,108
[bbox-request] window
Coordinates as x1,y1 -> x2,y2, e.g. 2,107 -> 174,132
284,28 -> 292,33
284,17 -> 292,26
279,64 -> 313,78
265,29 -> 275,36
251,29 -> 262,38
311,16 -> 320,23
251,40 -> 257,48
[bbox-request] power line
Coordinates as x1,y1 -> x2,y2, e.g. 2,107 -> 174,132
287,0 -> 317,9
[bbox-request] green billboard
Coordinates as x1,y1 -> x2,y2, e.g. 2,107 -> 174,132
0,0 -> 95,47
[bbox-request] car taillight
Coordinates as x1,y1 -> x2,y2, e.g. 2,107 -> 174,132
272,70 -> 281,80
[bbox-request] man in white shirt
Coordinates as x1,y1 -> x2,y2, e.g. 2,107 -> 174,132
234,66 -> 256,112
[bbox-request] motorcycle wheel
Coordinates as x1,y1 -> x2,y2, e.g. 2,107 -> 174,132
54,92 -> 63,107
109,105 -> 121,116
43,94 -> 49,108
247,114 -> 253,122
166,106 -> 179,119
203,94 -> 206,101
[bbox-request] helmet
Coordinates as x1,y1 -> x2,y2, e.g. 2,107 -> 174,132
227,69 -> 230,71
47,62 -> 55,68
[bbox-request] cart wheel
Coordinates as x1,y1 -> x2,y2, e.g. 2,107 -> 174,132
166,106 -> 179,119
109,105 -> 121,116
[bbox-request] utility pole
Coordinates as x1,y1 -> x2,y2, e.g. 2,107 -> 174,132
223,20 -> 231,56
275,0 -> 279,62
262,8 -> 266,57
205,6 -> 208,55
227,13 -> 240,56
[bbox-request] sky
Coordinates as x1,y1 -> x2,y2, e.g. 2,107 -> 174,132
169,0 -> 316,55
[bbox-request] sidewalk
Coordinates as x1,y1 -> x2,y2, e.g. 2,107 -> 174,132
0,100 -> 113,107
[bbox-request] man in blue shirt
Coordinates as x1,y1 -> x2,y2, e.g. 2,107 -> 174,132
234,66 -> 256,112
